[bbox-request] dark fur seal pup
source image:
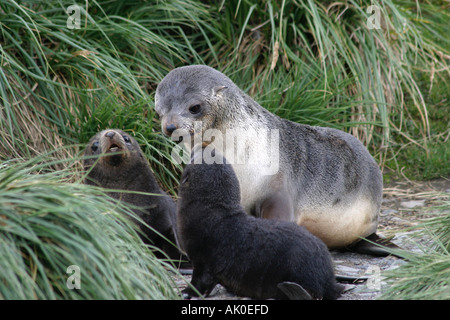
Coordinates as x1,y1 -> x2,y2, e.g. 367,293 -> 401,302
177,146 -> 343,300
156,65 -> 394,255
83,129 -> 183,262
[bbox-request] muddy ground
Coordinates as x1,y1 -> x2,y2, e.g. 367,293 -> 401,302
172,179 -> 449,300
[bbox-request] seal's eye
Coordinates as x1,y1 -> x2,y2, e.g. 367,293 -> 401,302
123,135 -> 131,143
91,141 -> 99,152
189,104 -> 201,114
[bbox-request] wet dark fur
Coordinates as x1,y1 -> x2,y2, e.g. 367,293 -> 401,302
83,129 -> 183,262
177,147 -> 343,300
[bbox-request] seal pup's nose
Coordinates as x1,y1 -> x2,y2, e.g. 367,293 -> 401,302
105,131 -> 115,139
165,124 -> 177,135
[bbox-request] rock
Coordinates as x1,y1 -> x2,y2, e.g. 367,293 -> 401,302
381,209 -> 398,216
390,216 -> 413,226
335,265 -> 362,276
399,200 -> 426,209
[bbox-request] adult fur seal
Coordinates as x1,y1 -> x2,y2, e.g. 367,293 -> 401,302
177,145 -> 343,300
155,65 -> 393,255
83,129 -> 184,262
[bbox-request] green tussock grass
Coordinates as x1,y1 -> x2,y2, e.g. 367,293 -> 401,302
0,155 -> 181,299
380,196 -> 450,300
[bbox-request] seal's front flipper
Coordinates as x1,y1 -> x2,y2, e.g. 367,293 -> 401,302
255,191 -> 294,221
277,282 -> 312,300
347,233 -> 405,258
183,266 -> 217,299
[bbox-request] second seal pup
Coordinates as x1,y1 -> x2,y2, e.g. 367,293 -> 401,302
177,145 -> 343,300
83,129 -> 183,262
155,65 -> 387,254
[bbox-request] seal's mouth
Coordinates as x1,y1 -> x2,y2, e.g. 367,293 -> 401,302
108,143 -> 121,153
102,141 -> 125,167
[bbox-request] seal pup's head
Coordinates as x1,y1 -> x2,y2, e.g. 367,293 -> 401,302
155,65 -> 252,141
84,129 -> 145,180
178,143 -> 242,212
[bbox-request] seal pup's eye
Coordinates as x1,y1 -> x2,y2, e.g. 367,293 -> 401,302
91,141 -> 99,152
189,104 -> 201,114
123,135 -> 131,143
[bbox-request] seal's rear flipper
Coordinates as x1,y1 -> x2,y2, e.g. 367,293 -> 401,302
347,233 -> 405,258
277,282 -> 312,300
335,274 -> 368,283
179,268 -> 193,275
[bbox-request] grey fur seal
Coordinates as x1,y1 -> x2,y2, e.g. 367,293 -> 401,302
155,65 -> 391,254
177,145 -> 343,300
83,129 -> 185,263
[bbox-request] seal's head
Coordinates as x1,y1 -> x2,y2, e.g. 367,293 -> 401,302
84,129 -> 144,175
178,144 -> 241,211
155,65 -> 245,140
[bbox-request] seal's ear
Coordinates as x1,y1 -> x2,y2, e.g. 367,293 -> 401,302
213,86 -> 227,95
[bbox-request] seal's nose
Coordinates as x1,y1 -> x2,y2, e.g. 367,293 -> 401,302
105,131 -> 115,139
165,124 -> 177,135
